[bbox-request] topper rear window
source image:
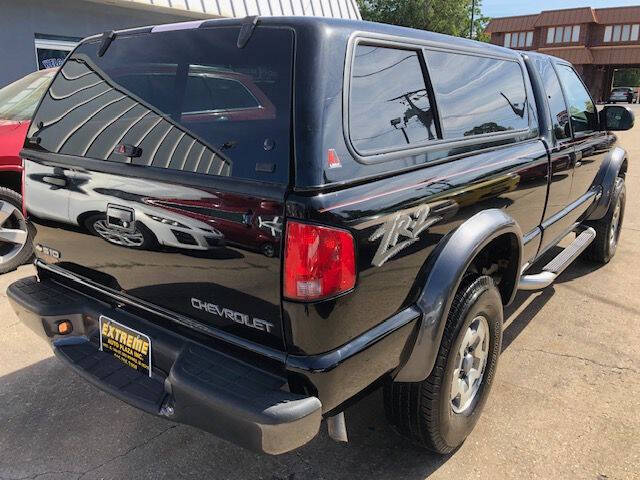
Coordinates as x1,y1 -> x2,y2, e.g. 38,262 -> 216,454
26,26 -> 294,184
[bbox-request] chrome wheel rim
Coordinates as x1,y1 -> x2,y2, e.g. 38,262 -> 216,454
609,198 -> 621,251
93,219 -> 144,247
0,201 -> 29,264
451,315 -> 490,414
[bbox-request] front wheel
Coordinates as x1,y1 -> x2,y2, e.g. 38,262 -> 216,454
583,176 -> 625,264
384,275 -> 503,454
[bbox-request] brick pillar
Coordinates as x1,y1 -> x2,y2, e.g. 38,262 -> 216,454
605,66 -> 615,98
582,65 -> 603,102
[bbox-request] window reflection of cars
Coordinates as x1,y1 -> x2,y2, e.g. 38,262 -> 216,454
182,69 -> 276,122
27,168 -> 281,256
86,200 -> 225,251
26,172 -> 224,251
145,195 -> 282,257
0,68 -> 56,274
112,65 -> 276,124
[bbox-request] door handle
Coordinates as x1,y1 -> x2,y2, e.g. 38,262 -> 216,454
570,150 -> 583,168
575,150 -> 583,167
106,205 -> 135,232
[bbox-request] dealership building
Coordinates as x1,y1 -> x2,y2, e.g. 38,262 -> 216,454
486,6 -> 640,102
0,0 -> 361,88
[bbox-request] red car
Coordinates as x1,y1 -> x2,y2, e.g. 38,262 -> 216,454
0,68 -> 56,272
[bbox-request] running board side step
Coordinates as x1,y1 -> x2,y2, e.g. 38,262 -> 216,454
519,227 -> 596,291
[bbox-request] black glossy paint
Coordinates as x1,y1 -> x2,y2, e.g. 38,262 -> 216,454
17,17 -> 626,419
25,156 -> 287,349
531,54 -> 574,223
396,209 -> 521,382
285,138 -> 549,355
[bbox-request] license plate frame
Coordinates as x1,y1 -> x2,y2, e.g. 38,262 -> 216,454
99,315 -> 152,377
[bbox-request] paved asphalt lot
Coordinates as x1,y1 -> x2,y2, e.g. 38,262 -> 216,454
1,106 -> 639,480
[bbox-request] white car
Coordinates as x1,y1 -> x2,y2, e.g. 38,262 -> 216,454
609,87 -> 637,104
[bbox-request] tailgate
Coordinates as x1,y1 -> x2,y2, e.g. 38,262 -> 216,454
22,23 -> 294,349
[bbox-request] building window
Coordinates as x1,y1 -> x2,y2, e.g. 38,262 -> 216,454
604,24 -> 640,43
554,27 -> 563,43
503,31 -> 533,48
572,25 -> 580,42
613,25 -> 622,42
604,26 -> 612,42
546,25 -> 581,44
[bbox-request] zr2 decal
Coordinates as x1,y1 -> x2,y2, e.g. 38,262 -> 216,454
370,205 -> 442,267
258,216 -> 282,237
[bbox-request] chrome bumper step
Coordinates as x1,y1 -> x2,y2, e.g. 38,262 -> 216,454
519,227 -> 596,291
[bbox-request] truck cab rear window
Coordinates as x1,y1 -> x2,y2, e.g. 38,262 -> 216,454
423,50 -> 529,139
27,26 -> 294,183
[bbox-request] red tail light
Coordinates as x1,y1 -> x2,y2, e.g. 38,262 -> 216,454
284,221 -> 356,301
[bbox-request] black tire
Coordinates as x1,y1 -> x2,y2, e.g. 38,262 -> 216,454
84,213 -> 157,250
384,275 -> 503,454
583,176 -> 625,264
0,187 -> 34,274
261,242 -> 276,257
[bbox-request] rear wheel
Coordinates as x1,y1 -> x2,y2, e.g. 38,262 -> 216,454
0,187 -> 33,274
583,177 -> 625,264
384,275 -> 503,454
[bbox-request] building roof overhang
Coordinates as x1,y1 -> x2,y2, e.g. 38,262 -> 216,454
486,5 -> 640,34
534,7 -> 596,27
485,14 -> 538,34
83,0 -> 361,19
538,46 -> 594,65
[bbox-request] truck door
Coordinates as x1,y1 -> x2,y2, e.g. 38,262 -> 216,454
555,64 -> 614,209
532,57 -> 574,227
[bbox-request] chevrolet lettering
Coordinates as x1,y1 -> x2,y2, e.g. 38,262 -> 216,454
9,16 -> 631,456
191,298 -> 274,333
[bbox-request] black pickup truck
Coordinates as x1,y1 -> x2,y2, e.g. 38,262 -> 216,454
8,17 -> 633,455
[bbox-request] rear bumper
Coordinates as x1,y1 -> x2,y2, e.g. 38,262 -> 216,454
610,95 -> 631,102
8,276 -> 321,455
9,272 -> 421,452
